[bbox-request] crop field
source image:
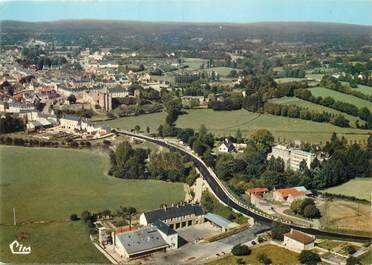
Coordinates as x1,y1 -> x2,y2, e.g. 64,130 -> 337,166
208,244 -> 299,265
351,84 -> 372,96
0,146 -> 184,263
269,97 -> 364,127
319,199 -> 372,237
310,86 -> 372,111
322,178 -> 372,201
101,109 -> 370,143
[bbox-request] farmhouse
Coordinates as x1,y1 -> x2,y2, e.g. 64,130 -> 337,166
268,144 -> 315,171
113,225 -> 168,260
273,187 -> 310,203
218,138 -> 236,153
283,229 -> 315,252
139,203 -> 205,229
246,187 -> 269,196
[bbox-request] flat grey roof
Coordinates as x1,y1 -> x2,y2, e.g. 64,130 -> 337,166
205,213 -> 239,229
116,226 -> 168,255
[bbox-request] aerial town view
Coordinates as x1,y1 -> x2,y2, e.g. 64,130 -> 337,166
0,0 -> 371,264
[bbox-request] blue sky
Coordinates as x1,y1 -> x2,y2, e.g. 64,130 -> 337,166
1,0 -> 371,25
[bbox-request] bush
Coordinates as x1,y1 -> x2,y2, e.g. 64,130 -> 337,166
344,245 -> 357,255
70,214 -> 79,221
231,244 -> 251,256
303,204 -> 321,218
256,253 -> 272,265
81,211 -> 92,222
298,250 -> 321,265
346,256 -> 361,265
271,222 -> 290,241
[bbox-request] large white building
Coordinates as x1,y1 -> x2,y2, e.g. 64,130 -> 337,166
268,145 -> 315,171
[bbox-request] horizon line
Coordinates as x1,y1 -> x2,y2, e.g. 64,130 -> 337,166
1,19 -> 371,27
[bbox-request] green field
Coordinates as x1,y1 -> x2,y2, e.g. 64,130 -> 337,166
269,97 -> 364,127
208,244 -> 299,265
206,67 -> 236,77
322,178 -> 372,201
310,87 -> 372,111
274,77 -> 307,83
101,109 -> 370,143
361,250 -> 372,265
0,146 -> 185,263
351,84 -> 372,96
183,57 -> 208,71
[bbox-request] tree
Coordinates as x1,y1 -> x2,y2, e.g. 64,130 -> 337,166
298,250 -> 321,265
236,129 -> 243,144
346,256 -> 361,265
81,211 -> 92,222
231,244 -> 251,256
256,253 -> 272,265
290,199 -> 303,214
70,214 -> 79,221
251,129 -> 274,151
67,94 -> 77,104
303,204 -> 321,219
271,222 -> 290,241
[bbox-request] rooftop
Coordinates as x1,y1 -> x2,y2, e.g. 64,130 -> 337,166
143,203 -> 205,224
284,229 -> 315,244
275,188 -> 305,198
205,213 -> 239,229
116,225 -> 168,255
246,187 -> 269,194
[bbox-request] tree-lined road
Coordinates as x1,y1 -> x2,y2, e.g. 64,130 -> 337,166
118,130 -> 372,242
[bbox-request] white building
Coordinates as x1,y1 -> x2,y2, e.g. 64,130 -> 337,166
283,229 -> 315,252
59,115 -> 81,131
218,138 -> 236,153
268,145 -> 315,171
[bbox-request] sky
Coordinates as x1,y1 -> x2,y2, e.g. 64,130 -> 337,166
0,0 -> 371,25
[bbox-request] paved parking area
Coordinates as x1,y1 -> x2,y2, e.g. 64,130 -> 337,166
177,222 -> 221,242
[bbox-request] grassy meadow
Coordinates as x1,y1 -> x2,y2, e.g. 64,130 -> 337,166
322,178 -> 372,201
0,146 -> 185,263
208,244 -> 299,265
101,109 -> 370,144
310,86 -> 372,111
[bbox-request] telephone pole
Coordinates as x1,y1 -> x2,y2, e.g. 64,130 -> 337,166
13,208 -> 16,226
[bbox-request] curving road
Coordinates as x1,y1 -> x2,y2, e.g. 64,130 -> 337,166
118,131 -> 372,242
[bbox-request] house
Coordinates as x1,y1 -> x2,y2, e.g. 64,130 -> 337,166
268,145 -> 315,171
273,187 -> 308,203
139,203 -> 205,230
283,229 -> 315,252
113,225 -> 168,260
218,138 -> 236,153
246,187 -> 269,196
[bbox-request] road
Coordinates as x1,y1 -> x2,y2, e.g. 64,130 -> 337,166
118,131 -> 372,242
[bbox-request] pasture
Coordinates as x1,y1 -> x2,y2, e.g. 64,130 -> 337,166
269,97 -> 364,127
351,84 -> 372,96
101,109 -> 370,143
274,77 -> 307,83
319,199 -> 372,237
322,178 -> 372,201
310,86 -> 372,111
0,146 -> 185,263
208,244 -> 299,265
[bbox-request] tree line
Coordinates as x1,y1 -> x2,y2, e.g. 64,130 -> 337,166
295,89 -> 372,129
264,102 -> 350,127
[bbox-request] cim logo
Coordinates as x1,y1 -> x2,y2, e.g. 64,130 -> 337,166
9,240 -> 31,255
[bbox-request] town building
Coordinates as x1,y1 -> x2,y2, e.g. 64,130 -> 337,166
153,219 -> 178,249
245,187 -> 269,196
59,115 -> 81,131
283,229 -> 315,252
268,144 -> 315,171
139,203 -> 205,230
